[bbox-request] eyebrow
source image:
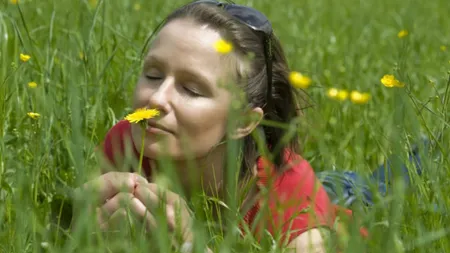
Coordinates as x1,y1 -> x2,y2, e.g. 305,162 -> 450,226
144,54 -> 215,96
144,55 -> 166,69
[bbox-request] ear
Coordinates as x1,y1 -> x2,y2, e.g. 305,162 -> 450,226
230,107 -> 264,139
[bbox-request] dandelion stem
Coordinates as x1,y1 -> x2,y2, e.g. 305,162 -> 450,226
137,124 -> 146,175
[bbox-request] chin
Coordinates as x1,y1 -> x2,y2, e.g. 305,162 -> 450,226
143,142 -> 185,160
144,142 -> 217,161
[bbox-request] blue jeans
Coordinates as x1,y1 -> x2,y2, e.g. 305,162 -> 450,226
316,139 -> 427,208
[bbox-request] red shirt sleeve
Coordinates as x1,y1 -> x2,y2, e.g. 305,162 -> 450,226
245,151 -> 336,244
99,120 -> 151,177
101,120 -> 133,169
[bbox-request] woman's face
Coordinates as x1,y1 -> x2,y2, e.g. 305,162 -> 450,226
131,18 -> 238,160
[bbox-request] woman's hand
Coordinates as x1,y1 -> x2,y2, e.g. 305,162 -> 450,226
73,172 -> 148,230
74,173 -> 209,251
133,183 -> 194,242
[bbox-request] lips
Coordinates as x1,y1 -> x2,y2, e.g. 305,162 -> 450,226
147,120 -> 173,134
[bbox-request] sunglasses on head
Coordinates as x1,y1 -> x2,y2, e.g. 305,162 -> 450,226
190,0 -> 274,110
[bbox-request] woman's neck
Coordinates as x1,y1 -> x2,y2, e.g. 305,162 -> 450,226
148,145 -> 260,219
150,145 -> 227,199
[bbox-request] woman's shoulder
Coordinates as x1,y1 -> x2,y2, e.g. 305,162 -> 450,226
255,149 -> 317,189
246,150 -> 336,243
100,120 -> 134,169
105,120 -> 131,138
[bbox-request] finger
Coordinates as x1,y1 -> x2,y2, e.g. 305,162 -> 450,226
132,172 -> 149,185
81,172 -> 148,204
96,207 -> 106,226
99,192 -> 135,217
134,184 -> 160,211
145,183 -> 181,205
134,184 -> 189,236
99,208 -> 128,231
127,197 -> 158,231
101,193 -> 158,232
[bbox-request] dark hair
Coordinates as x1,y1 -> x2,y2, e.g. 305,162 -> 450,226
163,3 -> 305,176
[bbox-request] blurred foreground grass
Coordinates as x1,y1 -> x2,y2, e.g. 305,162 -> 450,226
0,0 -> 449,252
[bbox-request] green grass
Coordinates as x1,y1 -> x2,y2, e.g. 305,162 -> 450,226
1,0 -> 449,252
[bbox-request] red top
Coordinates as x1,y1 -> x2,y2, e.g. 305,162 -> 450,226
101,120 -> 368,243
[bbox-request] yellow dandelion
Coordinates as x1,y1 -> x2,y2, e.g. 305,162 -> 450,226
289,71 -> 312,89
441,45 -> 447,52
397,30 -> 408,38
133,3 -> 141,11
381,74 -> 405,88
214,39 -> 233,54
350,91 -> 371,104
27,112 -> 40,120
336,90 -> 349,101
10,0 -> 18,4
20,53 -> 31,62
28,82 -> 37,88
124,108 -> 160,124
327,88 -> 339,98
79,52 -> 85,60
88,0 -> 97,8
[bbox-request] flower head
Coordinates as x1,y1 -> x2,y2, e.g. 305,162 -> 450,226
350,91 -> 371,104
441,45 -> 447,52
27,112 -> 40,119
327,88 -> 339,98
289,71 -> 312,89
214,39 -> 233,54
20,53 -> 31,62
10,0 -> 18,4
28,82 -> 37,88
327,88 -> 348,101
381,74 -> 405,88
397,30 -> 408,38
88,0 -> 97,8
336,90 -> 349,101
124,108 -> 160,124
133,3 -> 141,11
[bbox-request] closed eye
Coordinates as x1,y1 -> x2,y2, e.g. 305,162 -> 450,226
183,86 -> 202,97
146,75 -> 162,80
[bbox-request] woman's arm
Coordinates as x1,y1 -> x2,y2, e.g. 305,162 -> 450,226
286,228 -> 330,253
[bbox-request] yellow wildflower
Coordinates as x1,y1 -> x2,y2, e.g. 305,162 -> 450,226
327,88 -> 339,98
10,0 -> 18,4
28,82 -> 37,88
350,91 -> 371,104
289,71 -> 312,89
381,74 -> 405,88
441,45 -> 447,51
88,0 -> 97,8
214,39 -> 233,54
337,90 -> 349,101
397,30 -> 408,38
124,108 -> 160,124
133,3 -> 141,11
27,112 -> 40,120
20,53 -> 31,62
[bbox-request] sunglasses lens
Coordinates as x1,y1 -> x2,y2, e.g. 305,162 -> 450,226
223,5 -> 272,34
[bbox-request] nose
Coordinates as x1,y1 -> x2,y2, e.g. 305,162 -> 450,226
147,77 -> 174,115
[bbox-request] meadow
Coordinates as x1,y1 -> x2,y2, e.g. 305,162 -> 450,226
0,0 -> 449,252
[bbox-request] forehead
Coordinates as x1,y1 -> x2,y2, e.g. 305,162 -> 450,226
146,19 -> 237,86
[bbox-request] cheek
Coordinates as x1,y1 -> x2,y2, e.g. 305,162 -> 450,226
177,100 -> 230,145
133,81 -> 152,108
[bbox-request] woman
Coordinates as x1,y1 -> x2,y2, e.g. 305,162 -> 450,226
74,1 -> 366,252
